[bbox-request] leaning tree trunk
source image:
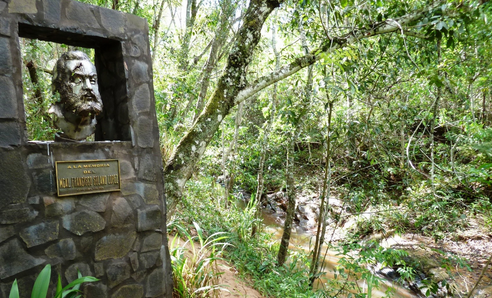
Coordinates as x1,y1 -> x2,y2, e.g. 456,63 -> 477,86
194,0 -> 235,121
164,0 -> 282,212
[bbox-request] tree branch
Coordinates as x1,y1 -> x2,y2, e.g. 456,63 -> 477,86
234,1 -> 448,105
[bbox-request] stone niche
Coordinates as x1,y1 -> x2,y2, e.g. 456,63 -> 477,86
0,0 -> 173,297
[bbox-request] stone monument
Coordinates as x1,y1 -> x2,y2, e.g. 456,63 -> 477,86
0,0 -> 173,297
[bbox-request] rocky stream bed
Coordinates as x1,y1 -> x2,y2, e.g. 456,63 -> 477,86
254,190 -> 492,297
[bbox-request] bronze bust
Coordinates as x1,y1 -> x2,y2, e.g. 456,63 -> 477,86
49,51 -> 103,141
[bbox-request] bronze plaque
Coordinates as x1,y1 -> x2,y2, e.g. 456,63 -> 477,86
55,159 -> 121,197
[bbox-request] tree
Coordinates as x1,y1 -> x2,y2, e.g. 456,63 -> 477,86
194,0 -> 237,121
164,0 -> 282,209
251,15 -> 280,237
277,16 -> 314,265
163,0 -> 477,210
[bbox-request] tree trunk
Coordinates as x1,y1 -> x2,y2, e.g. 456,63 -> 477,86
466,253 -> 492,298
25,60 -> 51,124
151,0 -> 166,62
309,99 -> 334,285
179,40 -> 214,124
430,39 -> 441,194
167,0 -> 201,126
194,0 -> 235,121
164,0 -> 282,212
277,141 -> 295,266
25,61 -> 43,105
228,101 -> 244,194
179,0 -> 200,71
221,101 -> 244,206
276,18 -> 313,263
132,0 -> 140,14
400,95 -> 408,169
252,16 -> 280,237
482,90 -> 487,126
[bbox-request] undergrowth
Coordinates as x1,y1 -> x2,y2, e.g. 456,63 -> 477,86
168,124 -> 492,297
168,221 -> 229,298
170,176 -> 322,297
168,176 -> 423,298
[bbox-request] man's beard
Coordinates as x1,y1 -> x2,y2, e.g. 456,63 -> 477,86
62,90 -> 103,117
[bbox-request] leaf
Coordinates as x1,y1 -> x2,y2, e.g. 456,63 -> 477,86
193,221 -> 205,246
377,13 -> 383,22
480,163 -> 492,170
9,280 -> 19,298
61,289 -> 81,298
56,275 -> 62,296
429,75 -> 444,87
73,271 -> 83,291
52,275 -> 98,298
31,264 -> 51,298
436,21 -> 446,31
299,0 -> 309,8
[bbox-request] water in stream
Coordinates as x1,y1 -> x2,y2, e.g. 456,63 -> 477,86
260,211 -> 418,298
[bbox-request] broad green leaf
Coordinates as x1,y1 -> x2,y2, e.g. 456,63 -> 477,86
31,264 -> 51,298
9,280 -> 19,298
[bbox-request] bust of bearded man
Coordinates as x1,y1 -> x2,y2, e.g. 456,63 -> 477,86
49,51 -> 103,141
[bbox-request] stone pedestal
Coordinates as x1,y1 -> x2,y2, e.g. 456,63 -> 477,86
0,1 -> 173,297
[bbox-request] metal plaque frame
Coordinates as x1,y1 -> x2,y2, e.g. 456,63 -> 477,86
55,159 -> 121,197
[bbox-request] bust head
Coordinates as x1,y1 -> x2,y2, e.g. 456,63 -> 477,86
50,51 -> 103,141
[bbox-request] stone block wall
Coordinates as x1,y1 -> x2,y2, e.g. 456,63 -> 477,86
0,0 -> 173,297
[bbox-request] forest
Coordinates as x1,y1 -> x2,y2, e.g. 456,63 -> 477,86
21,0 -> 492,296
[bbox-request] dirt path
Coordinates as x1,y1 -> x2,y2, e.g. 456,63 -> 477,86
216,260 -> 263,298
